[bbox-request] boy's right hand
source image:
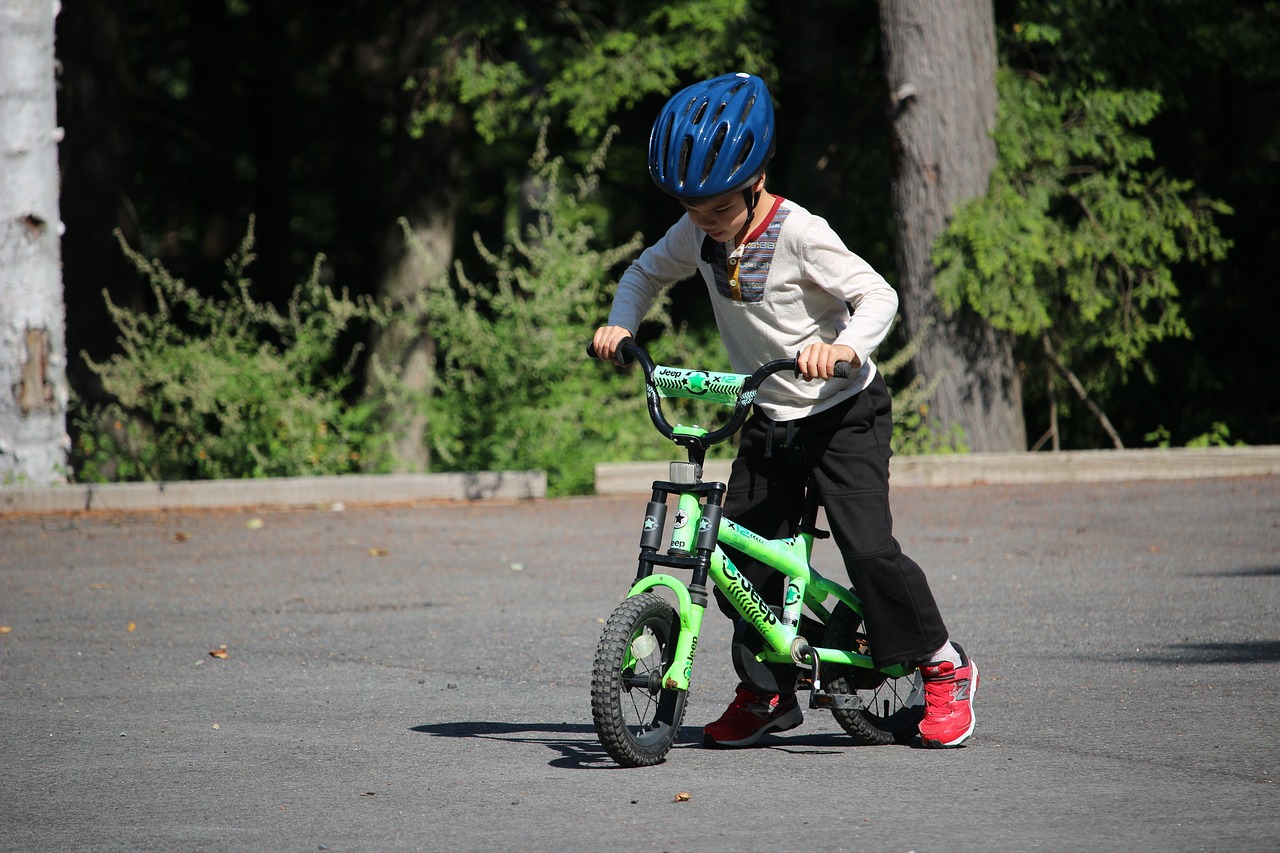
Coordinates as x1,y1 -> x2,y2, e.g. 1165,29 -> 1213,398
591,326 -> 633,364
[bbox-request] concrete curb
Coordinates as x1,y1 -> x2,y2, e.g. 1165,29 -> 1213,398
4,447 -> 1277,513
0,470 -> 547,514
594,445 -> 1280,494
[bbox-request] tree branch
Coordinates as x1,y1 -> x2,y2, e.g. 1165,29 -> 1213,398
1041,333 -> 1124,449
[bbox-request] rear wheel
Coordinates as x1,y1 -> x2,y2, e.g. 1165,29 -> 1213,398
823,603 -> 925,745
591,592 -> 687,767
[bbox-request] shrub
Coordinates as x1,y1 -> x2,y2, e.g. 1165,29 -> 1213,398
73,220 -> 391,481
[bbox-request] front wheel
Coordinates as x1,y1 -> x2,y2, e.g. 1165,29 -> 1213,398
823,603 -> 925,745
591,592 -> 688,767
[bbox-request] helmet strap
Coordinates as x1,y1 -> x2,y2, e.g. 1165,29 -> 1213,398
736,187 -> 762,245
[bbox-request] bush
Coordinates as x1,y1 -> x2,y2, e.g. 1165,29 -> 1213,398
73,220 -> 391,481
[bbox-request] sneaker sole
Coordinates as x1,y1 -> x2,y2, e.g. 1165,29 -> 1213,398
703,707 -> 804,748
919,660 -> 978,749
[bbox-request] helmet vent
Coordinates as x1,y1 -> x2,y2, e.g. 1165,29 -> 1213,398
677,136 -> 693,188
659,116 -> 674,176
730,135 -> 755,177
740,95 -> 756,122
692,101 -> 708,124
702,125 -> 728,183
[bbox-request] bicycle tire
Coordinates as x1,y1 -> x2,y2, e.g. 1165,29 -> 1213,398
823,603 -> 925,745
591,592 -> 687,767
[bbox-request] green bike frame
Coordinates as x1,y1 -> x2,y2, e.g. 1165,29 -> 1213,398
620,359 -> 911,694
627,487 -> 912,693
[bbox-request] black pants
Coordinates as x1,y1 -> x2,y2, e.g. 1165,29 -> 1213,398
715,373 -> 949,670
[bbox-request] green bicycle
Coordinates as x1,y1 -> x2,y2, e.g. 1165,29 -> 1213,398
589,338 -> 925,767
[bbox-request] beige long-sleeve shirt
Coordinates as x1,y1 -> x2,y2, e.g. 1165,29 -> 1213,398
607,198 -> 901,420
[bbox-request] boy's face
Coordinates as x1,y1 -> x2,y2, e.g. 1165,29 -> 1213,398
678,175 -> 764,242
681,192 -> 749,242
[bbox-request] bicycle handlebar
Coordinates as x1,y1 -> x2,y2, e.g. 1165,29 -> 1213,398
587,338 -> 852,449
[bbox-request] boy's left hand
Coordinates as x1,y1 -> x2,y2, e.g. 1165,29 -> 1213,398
797,343 -> 859,381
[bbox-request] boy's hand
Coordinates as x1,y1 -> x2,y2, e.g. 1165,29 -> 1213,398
797,343 -> 859,381
591,326 -> 634,364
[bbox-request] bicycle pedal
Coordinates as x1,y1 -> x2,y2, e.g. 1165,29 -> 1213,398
809,691 -> 861,711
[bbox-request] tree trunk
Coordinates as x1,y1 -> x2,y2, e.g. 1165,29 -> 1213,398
366,209 -> 453,472
878,0 -> 1026,452
364,4 -> 463,471
0,0 -> 69,483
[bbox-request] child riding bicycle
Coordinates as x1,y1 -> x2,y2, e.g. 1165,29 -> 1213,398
591,72 -> 978,749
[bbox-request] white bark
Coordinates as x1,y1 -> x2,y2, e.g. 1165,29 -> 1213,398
0,0 -> 69,484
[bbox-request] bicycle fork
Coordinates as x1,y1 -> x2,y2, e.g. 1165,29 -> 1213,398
623,476 -> 724,692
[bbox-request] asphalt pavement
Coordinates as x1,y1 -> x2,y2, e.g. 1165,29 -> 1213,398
1,474 -> 1277,852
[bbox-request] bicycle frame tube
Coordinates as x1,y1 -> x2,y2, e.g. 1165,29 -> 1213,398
621,486 -> 892,692
716,517 -> 860,617
714,519 -> 879,670
667,492 -> 704,556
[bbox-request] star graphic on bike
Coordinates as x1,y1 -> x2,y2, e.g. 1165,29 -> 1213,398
644,515 -> 658,530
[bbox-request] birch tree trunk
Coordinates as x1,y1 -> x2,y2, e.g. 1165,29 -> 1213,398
0,0 -> 69,484
878,0 -> 1026,451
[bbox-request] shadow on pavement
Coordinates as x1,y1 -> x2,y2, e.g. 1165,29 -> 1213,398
1121,640 -> 1280,665
409,720 -> 694,769
1187,564 -> 1280,578
409,721 -> 902,768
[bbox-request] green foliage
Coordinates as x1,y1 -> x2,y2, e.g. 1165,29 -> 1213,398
407,0 -> 771,142
933,68 -> 1232,401
1144,422 -> 1241,449
74,221 -> 392,482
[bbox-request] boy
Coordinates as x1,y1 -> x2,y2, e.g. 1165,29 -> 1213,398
591,72 -> 977,748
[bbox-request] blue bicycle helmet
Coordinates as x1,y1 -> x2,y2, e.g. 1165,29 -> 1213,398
648,72 -> 775,201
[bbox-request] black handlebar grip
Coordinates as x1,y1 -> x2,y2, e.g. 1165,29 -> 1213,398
586,338 -> 635,366
833,361 -> 853,380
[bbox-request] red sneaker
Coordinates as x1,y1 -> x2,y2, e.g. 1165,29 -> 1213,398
703,685 -> 804,747
917,644 -> 978,748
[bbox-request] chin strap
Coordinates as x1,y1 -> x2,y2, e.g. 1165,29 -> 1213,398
742,188 -> 761,231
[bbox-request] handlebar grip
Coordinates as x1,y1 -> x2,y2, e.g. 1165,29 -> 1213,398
793,357 -> 855,380
586,338 -> 636,366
